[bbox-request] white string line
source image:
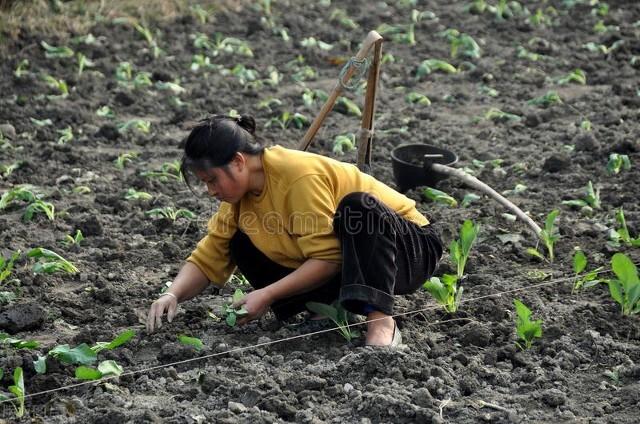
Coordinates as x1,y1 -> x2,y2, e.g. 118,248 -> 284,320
0,265 -> 627,405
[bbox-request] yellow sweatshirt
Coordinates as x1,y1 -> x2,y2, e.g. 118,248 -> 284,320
187,145 -> 429,286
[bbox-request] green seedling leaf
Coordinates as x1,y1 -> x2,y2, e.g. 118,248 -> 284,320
422,187 -> 457,207
557,69 -> 586,85
41,41 -> 74,59
405,92 -> 431,106
75,366 -> 103,380
0,250 -> 20,285
8,367 -> 25,417
305,301 -> 359,341
177,335 -> 204,351
526,247 -> 545,261
27,247 -> 78,274
514,299 -> 542,350
450,220 -> 480,278
461,193 -> 481,208
34,355 -> 47,374
49,343 -> 97,365
416,59 -> 457,79
332,134 -> 355,155
527,91 -> 562,107
91,329 -> 135,353
98,360 -> 123,376
423,274 -> 462,313
607,153 -> 631,175
573,250 -> 587,274
0,333 -> 39,349
336,97 -> 362,117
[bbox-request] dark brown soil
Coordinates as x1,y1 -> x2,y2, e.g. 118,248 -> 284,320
1,1 -> 640,422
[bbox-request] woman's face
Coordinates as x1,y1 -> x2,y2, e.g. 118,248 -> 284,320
194,154 -> 249,204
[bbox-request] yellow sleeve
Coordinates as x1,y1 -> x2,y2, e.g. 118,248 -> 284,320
286,175 -> 342,263
186,202 -> 238,287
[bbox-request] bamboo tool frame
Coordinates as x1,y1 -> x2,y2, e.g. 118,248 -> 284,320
298,31 -> 383,172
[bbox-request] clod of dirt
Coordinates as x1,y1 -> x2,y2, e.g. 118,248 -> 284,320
95,124 -> 120,141
573,132 -> 599,152
0,302 -> 46,333
542,155 -> 571,173
0,123 -> 16,139
78,214 -> 103,236
540,388 -> 567,407
114,91 -> 135,106
457,322 -> 492,347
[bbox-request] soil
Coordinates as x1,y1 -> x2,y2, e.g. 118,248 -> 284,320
1,0 -> 640,423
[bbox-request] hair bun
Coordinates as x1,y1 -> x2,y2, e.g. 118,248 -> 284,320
236,115 -> 256,135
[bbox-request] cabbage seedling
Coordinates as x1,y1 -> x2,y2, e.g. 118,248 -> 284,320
23,199 -> 55,222
423,274 -> 462,313
118,119 -> 151,134
514,299 -> 542,350
556,69 -> 586,85
1,333 -> 39,349
606,153 -> 631,175
527,91 -> 562,107
416,59 -> 457,79
221,289 -> 249,326
76,53 -> 95,76
0,367 -> 25,418
41,41 -> 74,58
422,187 -> 458,207
134,23 -> 163,58
266,111 -> 309,130
332,133 -> 356,155
451,220 -> 480,277
605,253 -> 640,316
114,152 -> 139,169
336,97 -> 361,117
0,250 -> 20,285
42,75 -> 69,100
330,8 -> 358,29
56,126 -> 73,145
178,335 -> 204,351
145,207 -> 195,222
124,188 -> 152,201
527,210 -> 560,262
0,185 -> 38,210
562,181 -> 601,213
483,108 -> 522,122
75,360 -> 123,380
90,329 -> 135,353
609,208 -> 640,247
572,249 -> 603,292
27,247 -> 78,274
96,105 -> 115,118
305,301 -> 359,341
406,92 -> 431,105
13,59 -> 29,78
190,4 -> 210,24
438,28 -> 481,59
300,36 -> 333,51
141,161 -> 183,182
61,229 -> 84,247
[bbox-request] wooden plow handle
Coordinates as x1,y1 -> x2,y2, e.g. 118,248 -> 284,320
299,31 -> 383,172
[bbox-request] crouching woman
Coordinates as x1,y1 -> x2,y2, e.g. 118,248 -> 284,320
146,114 -> 443,346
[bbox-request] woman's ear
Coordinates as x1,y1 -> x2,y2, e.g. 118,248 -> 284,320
232,152 -> 246,172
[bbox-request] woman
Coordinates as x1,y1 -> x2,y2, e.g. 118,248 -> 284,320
146,114 -> 443,347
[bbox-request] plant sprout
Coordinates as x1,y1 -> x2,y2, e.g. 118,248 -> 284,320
572,249 -> 603,292
27,247 -> 78,274
527,210 -> 560,262
332,133 -> 356,155
422,187 -> 457,207
134,22 -> 163,58
416,59 -> 457,79
118,119 -> 151,134
114,152 -> 139,169
330,8 -> 358,29
450,220 -> 480,278
124,188 -> 153,201
145,206 -> 195,221
423,274 -> 462,313
609,208 -> 640,247
61,230 -> 84,247
439,28 -> 481,59
562,181 -> 601,215
556,69 -> 586,85
405,92 -> 431,105
13,59 -> 29,78
336,97 -> 361,117
23,199 -> 55,221
0,367 -> 25,417
305,301 -> 360,341
96,105 -> 115,118
514,299 -> 542,350
483,108 -> 521,122
141,161 -> 183,182
190,54 -> 214,72
606,153 -> 631,175
300,37 -> 333,51
76,52 -> 95,76
56,126 -> 73,144
0,185 -> 38,210
190,4 -> 211,24
76,360 -> 123,380
178,335 -> 204,351
0,250 -> 20,285
42,75 -> 69,99
265,111 -> 309,130
605,253 -> 640,316
527,91 -> 562,107
221,289 -> 249,326
41,41 -> 74,58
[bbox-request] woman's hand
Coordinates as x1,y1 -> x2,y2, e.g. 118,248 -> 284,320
146,293 -> 178,333
233,288 -> 274,325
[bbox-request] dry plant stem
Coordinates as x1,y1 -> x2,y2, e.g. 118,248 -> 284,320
474,400 -> 512,413
431,163 -> 543,237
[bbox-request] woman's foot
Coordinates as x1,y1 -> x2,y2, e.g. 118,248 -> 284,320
365,311 -> 400,346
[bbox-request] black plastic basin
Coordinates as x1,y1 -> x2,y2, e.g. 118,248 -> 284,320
391,143 -> 458,192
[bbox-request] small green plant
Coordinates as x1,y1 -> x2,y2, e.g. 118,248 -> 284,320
423,274 -> 462,313
193,32 -> 253,57
305,301 -> 360,341
23,199 -> 55,221
91,329 -> 136,353
96,105 -> 115,118
76,52 -> 95,76
439,29 -> 481,59
332,133 -> 356,155
41,41 -> 74,58
422,187 -> 458,207
330,8 -> 358,29
177,335 -> 204,351
605,253 -> 640,316
572,249 -> 603,292
556,69 -> 586,85
1,333 -> 39,349
527,91 -> 562,107
0,250 -> 20,285
300,36 -> 334,50
75,360 -> 124,380
13,59 -> 29,78
375,23 -> 415,45
190,53 -> 214,72
118,119 -> 151,134
336,97 -> 361,117
405,92 -> 431,105
527,210 -> 560,262
114,152 -> 139,169
516,45 -> 541,61
0,367 -> 25,418
416,59 -> 457,79
145,206 -> 196,221
190,4 -> 211,24
561,181 -> 601,214
61,230 -> 84,247
56,126 -> 73,144
0,185 -> 38,210
514,299 -> 543,350
609,208 -> 640,247
141,161 -> 183,182
483,108 -> 522,123
606,153 -> 631,175
134,22 -> 163,58
450,220 -> 480,278
42,75 -> 69,100
265,111 -> 309,130
221,289 -> 249,326
301,88 -> 328,107
124,188 -> 153,201
27,247 -> 78,274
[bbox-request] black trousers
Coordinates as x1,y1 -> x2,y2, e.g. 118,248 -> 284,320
229,192 -> 443,320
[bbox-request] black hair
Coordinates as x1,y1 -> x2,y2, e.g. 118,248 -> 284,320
180,114 -> 265,192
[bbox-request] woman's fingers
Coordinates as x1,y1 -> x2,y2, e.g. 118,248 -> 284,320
167,301 -> 177,323
146,303 -> 160,333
